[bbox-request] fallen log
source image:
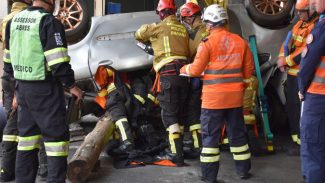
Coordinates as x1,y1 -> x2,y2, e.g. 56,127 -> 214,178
67,113 -> 115,183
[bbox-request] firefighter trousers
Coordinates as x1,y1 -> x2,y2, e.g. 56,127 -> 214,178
300,94 -> 325,183
15,80 -> 69,183
106,90 -> 133,143
157,74 -> 189,128
285,75 -> 301,144
185,78 -> 202,149
200,107 -> 251,182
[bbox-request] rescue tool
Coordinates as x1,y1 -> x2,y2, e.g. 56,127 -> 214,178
249,35 -> 274,152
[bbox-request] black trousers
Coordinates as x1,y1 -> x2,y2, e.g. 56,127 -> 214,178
16,80 -> 69,183
157,74 -> 189,128
200,107 -> 251,180
285,75 -> 301,142
185,78 -> 202,129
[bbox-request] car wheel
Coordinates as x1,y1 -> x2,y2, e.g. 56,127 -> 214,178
56,0 -> 90,42
245,0 -> 295,27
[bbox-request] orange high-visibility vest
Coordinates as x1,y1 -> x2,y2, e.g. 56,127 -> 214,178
279,16 -> 319,76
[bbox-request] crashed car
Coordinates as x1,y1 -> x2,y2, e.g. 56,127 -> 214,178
68,3 -> 294,132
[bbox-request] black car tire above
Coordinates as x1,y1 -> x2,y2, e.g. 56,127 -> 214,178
244,0 -> 295,28
57,0 -> 91,42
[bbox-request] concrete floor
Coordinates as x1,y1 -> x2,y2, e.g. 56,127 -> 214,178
0,46 -> 303,183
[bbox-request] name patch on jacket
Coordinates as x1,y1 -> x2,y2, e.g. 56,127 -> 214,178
13,64 -> 33,73
13,17 -> 37,32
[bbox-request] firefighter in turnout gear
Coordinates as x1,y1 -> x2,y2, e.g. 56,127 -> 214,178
4,0 -> 84,182
135,0 -> 190,166
1,0 -> 47,181
180,4 -> 254,182
179,2 -> 208,155
277,0 -> 319,155
94,66 -> 135,152
297,0 -> 325,181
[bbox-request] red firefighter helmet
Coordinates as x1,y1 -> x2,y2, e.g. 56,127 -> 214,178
156,0 -> 176,12
296,0 -> 309,10
180,2 -> 201,17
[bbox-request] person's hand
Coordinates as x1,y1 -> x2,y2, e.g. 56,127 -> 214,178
298,91 -> 304,101
69,86 -> 84,104
12,94 -> 18,109
277,57 -> 287,72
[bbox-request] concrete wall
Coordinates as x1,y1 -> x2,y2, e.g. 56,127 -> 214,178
0,0 -> 8,19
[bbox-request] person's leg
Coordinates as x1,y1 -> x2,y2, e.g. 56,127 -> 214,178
300,112 -> 325,183
26,81 -> 68,183
155,75 -> 184,165
200,109 -> 224,183
0,110 -> 18,181
15,82 -> 41,183
285,75 -> 301,155
107,90 -> 134,152
225,107 -> 251,178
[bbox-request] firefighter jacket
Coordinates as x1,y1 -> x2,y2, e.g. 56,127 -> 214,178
135,15 -> 189,72
188,18 -> 208,61
1,2 -> 28,47
4,7 -> 75,87
279,15 -> 319,76
180,27 -> 254,109
298,15 -> 325,96
94,66 -> 130,109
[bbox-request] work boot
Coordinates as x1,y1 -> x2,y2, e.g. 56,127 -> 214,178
119,139 -> 135,153
238,172 -> 252,179
155,133 -> 184,166
37,164 -> 48,180
201,163 -> 219,183
0,169 -> 14,182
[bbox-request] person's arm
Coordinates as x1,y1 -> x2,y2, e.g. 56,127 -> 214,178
40,15 -> 75,88
3,20 -> 13,77
135,23 -> 158,42
40,15 -> 83,103
298,23 -> 325,96
180,40 -> 210,76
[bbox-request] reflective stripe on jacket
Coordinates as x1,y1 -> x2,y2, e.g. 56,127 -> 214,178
180,27 -> 254,109
279,16 -> 319,76
135,15 -> 189,72
307,56 -> 325,94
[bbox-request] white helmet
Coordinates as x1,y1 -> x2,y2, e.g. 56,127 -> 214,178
202,4 -> 228,24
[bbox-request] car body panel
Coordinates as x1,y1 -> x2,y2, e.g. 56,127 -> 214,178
68,11 -> 159,80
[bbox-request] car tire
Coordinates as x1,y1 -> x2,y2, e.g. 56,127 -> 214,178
244,0 -> 295,27
57,0 -> 91,42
